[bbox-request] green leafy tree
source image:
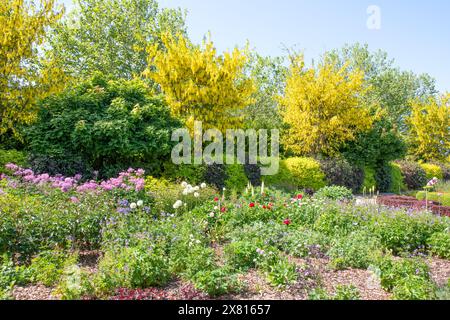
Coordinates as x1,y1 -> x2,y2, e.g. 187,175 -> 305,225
26,73 -> 181,178
244,53 -> 287,131
50,0 -> 186,80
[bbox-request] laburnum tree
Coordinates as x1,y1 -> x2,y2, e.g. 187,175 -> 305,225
407,93 -> 450,162
0,0 -> 65,136
144,32 -> 255,132
280,55 -> 373,156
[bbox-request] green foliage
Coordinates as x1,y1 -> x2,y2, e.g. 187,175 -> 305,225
225,163 -> 248,193
28,250 -> 78,287
96,245 -> 171,293
266,158 -> 326,191
162,163 -> 206,185
390,162 -> 407,193
0,255 -> 16,300
375,255 -> 431,292
26,74 -> 181,178
427,232 -> 450,259
315,186 -> 353,201
314,206 -> 363,237
416,192 -> 450,206
282,228 -> 329,258
224,241 -> 259,271
392,275 -> 437,300
50,0 -> 186,80
256,250 -> 298,288
328,231 -> 380,270
375,162 -> 392,192
396,161 -> 427,190
420,163 -> 443,180
333,285 -> 361,300
0,149 -> 28,174
319,158 -> 364,193
362,166 -> 377,191
191,267 -> 241,296
56,265 -> 94,300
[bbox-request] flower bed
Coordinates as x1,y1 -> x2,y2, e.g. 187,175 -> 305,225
377,195 -> 450,217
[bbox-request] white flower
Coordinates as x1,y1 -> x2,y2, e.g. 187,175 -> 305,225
194,192 -> 200,198
181,181 -> 188,187
193,186 -> 200,191
182,189 -> 189,196
200,183 -> 207,189
137,200 -> 143,207
214,206 -> 219,210
173,200 -> 183,209
130,202 -> 137,209
209,212 -> 215,218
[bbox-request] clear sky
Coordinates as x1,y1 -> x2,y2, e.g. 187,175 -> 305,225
60,0 -> 450,92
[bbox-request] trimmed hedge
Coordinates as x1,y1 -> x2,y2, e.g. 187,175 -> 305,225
390,163 -> 407,194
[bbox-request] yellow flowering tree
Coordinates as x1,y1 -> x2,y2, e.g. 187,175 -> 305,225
0,0 -> 65,136
407,93 -> 450,162
144,32 -> 255,132
280,55 -> 373,156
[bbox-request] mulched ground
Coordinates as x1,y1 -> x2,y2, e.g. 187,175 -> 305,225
11,251 -> 450,301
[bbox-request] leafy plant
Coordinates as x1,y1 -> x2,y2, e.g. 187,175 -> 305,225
314,186 -> 353,201
427,232 -> 450,259
396,161 -> 427,190
319,158 -> 364,193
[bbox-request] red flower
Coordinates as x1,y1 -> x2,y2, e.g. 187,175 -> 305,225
249,202 -> 255,208
297,194 -> 303,200
283,218 -> 291,226
214,197 -> 219,202
221,207 -> 227,213
262,205 -> 267,209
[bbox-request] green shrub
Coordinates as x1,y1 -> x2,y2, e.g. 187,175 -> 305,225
315,186 -> 353,201
191,267 -> 241,296
390,162 -> 407,193
362,166 -> 377,191
0,149 -> 27,174
162,162 -> 206,185
28,250 -> 78,287
96,245 -> 171,293
224,241 -> 259,271
26,74 -> 181,179
392,275 -> 436,300
55,265 -> 94,300
416,192 -> 450,206
427,232 -> 450,259
267,157 -> 325,191
333,285 -> 361,300
225,163 -> 248,193
420,163 -> 443,180
328,231 -> 380,270
319,158 -> 364,193
396,161 -> 427,190
314,206 -> 364,237
258,253 -> 298,288
283,228 -> 329,258
375,256 -> 431,291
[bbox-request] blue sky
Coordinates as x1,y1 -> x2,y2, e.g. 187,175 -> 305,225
60,0 -> 450,92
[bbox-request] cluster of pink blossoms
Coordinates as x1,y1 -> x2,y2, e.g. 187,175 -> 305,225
4,164 -> 145,193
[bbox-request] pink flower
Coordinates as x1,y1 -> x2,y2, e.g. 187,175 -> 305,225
283,218 -> 291,226
70,196 -> 79,203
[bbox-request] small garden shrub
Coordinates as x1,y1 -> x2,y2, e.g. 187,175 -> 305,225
244,163 -> 261,186
272,157 -> 326,191
328,231 -> 381,270
333,285 -> 361,300
256,250 -> 298,288
427,232 -> 450,259
375,255 -> 431,292
204,163 -> 227,191
392,275 -> 437,300
420,163 -> 443,180
56,265 -> 94,300
396,161 -> 427,190
162,162 -> 206,185
283,228 -> 329,258
314,186 -> 353,201
319,158 -> 364,193
224,241 -> 259,271
28,250 -> 78,287
96,245 -> 171,293
191,267 -> 241,296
